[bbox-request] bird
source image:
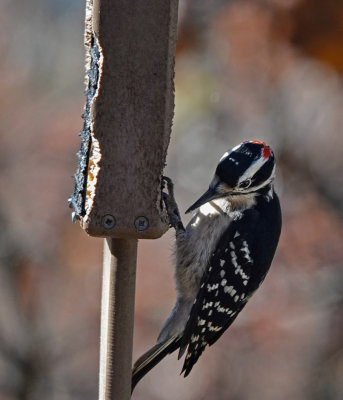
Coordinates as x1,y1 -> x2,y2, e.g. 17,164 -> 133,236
132,140 -> 282,391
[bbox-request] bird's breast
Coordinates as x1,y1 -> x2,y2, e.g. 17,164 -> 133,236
175,202 -> 232,300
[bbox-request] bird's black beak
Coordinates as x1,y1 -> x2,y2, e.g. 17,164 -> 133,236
185,186 -> 224,214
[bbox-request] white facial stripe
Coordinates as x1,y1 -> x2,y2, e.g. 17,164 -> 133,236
243,164 -> 276,193
237,154 -> 269,184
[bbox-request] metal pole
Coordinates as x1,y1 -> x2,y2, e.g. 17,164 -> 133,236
99,238 -> 138,400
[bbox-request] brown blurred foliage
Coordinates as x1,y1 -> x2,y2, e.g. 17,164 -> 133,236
0,1 -> 342,400
291,0 -> 343,74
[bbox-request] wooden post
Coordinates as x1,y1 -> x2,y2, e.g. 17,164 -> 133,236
69,0 -> 179,399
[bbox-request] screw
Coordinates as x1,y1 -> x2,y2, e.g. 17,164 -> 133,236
102,214 -> 116,230
134,216 -> 149,232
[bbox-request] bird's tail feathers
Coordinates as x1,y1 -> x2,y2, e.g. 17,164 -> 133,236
132,335 -> 181,392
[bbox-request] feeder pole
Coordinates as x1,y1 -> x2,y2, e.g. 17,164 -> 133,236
99,239 -> 138,400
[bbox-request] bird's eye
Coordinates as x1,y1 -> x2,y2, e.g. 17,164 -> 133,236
239,179 -> 252,189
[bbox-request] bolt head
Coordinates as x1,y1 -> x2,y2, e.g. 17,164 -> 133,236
135,216 -> 149,232
102,214 -> 116,230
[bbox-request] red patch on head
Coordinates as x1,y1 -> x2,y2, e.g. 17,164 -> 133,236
243,140 -> 271,159
262,145 -> 271,159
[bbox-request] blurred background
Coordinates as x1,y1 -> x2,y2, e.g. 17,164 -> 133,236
0,0 -> 343,399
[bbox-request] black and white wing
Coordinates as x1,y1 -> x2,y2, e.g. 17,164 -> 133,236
179,209 -> 259,376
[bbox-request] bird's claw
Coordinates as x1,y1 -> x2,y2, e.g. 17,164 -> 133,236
162,176 -> 185,232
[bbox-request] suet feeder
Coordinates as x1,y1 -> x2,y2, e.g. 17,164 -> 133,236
70,0 -> 179,239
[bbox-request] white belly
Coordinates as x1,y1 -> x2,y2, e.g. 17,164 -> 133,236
174,200 -> 232,301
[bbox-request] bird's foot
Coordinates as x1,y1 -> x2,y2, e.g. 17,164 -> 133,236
162,176 -> 185,233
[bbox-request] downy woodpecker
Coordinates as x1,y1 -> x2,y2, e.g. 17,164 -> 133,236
132,140 -> 282,390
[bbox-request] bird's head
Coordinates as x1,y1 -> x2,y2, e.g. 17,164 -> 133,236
186,140 -> 276,214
